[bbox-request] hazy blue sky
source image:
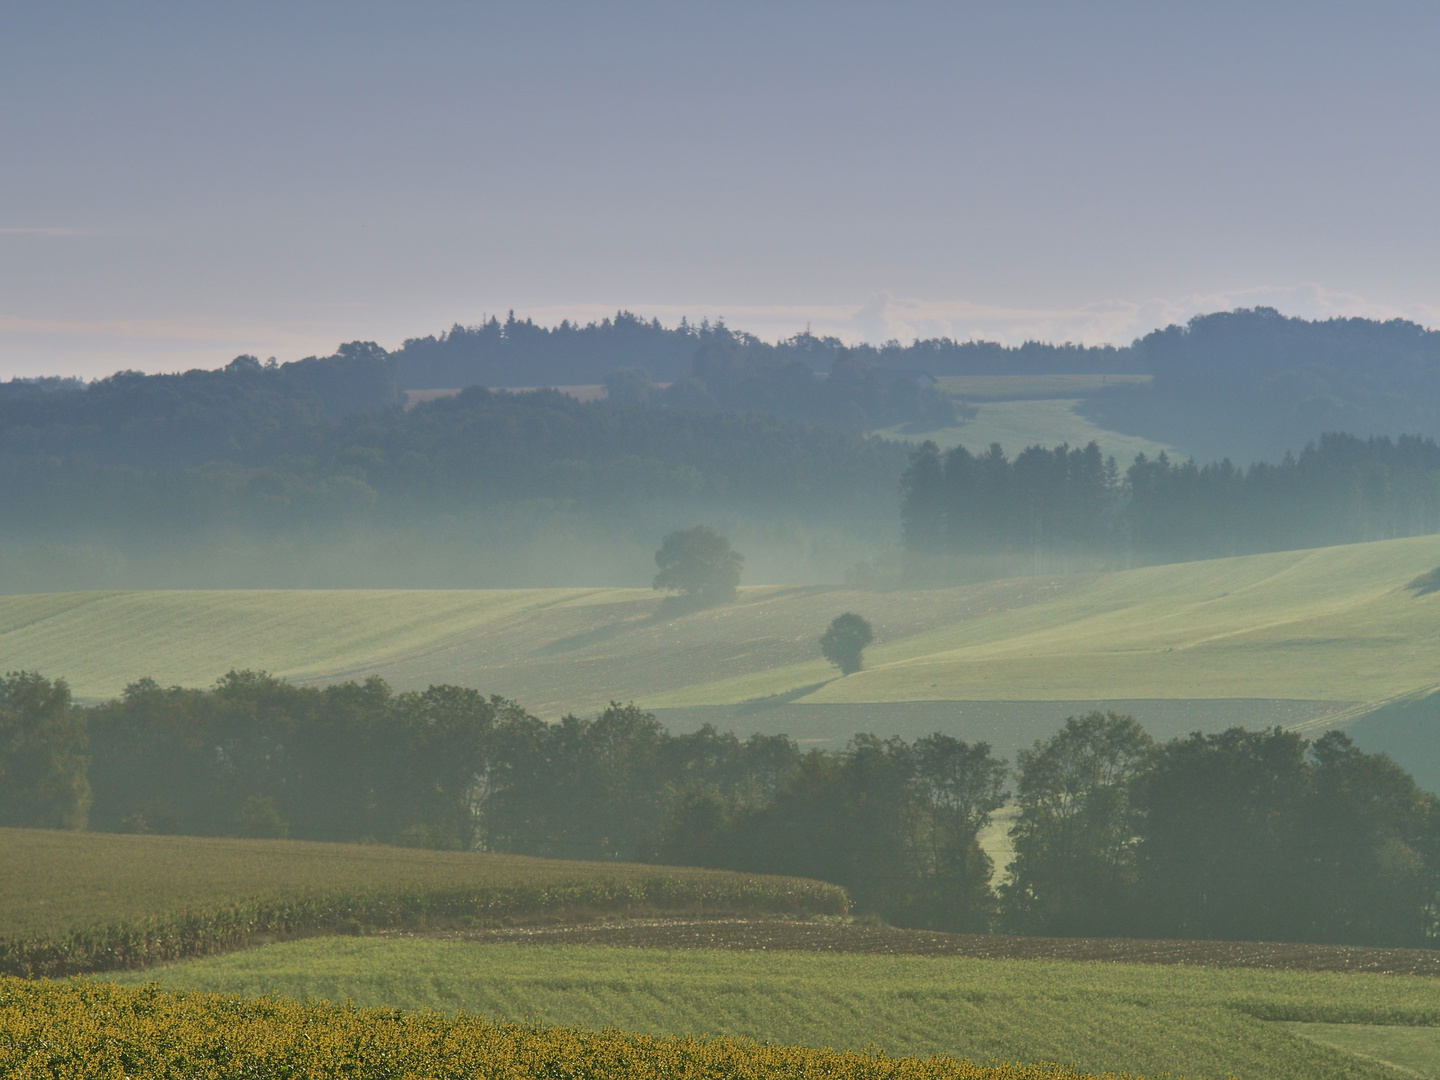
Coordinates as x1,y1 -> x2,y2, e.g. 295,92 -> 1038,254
2,1 -> 1438,376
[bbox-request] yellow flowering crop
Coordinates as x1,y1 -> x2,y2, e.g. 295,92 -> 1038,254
0,976 -> 1133,1080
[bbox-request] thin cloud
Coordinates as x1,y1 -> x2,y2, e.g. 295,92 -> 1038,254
0,314 -> 319,345
0,227 -> 103,237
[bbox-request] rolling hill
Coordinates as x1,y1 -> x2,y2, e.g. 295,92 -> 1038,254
3,533 -> 1440,777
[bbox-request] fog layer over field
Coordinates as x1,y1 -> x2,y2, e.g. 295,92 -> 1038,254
0,508 -> 891,593
7,309 -> 1440,591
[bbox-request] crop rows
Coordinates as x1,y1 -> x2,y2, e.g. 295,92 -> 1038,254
0,846 -> 846,978
0,977 -> 1127,1080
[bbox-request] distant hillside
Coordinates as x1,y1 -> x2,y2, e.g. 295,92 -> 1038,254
398,308 -> 1440,464
0,370 -> 908,590
0,345 -> 401,468
1083,308 -> 1440,462
5,306 -> 1440,589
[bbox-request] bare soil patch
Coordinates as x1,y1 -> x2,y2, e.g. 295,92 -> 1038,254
400,917 -> 1440,977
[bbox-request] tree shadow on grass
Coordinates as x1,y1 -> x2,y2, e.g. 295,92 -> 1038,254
534,593 -> 727,656
734,681 -> 836,714
534,619 -> 654,656
1408,566 -> 1440,596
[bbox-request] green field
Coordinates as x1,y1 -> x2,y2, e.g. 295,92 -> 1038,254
879,373 -> 1171,464
4,534 -> 1440,774
719,534 -> 1440,708
112,937 -> 1440,1080
874,398 -> 1174,465
1285,1023 -> 1440,1078
0,829 -> 844,976
932,374 -> 1153,400
4,534 -> 1439,712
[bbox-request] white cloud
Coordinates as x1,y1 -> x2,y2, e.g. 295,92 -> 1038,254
851,291 -> 897,344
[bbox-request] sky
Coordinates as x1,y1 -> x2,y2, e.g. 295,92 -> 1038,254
2,1 -> 1439,377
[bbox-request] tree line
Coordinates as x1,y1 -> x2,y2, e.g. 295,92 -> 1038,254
0,347 -> 400,469
0,347 -> 906,520
902,432 -> 1440,567
3,670 -> 1436,948
610,338 -> 962,432
394,310 -> 1141,390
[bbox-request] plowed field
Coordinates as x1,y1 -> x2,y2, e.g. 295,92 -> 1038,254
391,917 -> 1440,977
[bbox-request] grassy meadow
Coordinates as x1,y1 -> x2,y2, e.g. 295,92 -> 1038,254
0,828 -> 845,976
875,373 -> 1171,464
110,937 -> 1440,1080
932,374 -> 1153,399
874,398 -> 1174,466
3,534 -> 1440,721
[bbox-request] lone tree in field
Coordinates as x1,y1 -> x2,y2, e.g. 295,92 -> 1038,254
820,612 -> 874,675
652,525 -> 743,605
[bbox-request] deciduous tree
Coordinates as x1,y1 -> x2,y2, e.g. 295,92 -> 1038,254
0,672 -> 90,830
1001,711 -> 1152,936
820,613 -> 874,675
652,526 -> 743,604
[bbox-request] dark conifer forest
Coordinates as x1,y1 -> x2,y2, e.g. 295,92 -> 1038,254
900,433 -> 1440,567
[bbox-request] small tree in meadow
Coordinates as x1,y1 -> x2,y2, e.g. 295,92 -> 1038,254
820,613 -> 874,675
652,525 -> 743,605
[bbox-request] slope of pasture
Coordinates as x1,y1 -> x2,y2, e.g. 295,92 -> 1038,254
115,938 -> 1440,1080
649,533 -> 1440,709
0,579 -> 1080,711
2,534 -> 1438,725
0,588 -> 623,704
